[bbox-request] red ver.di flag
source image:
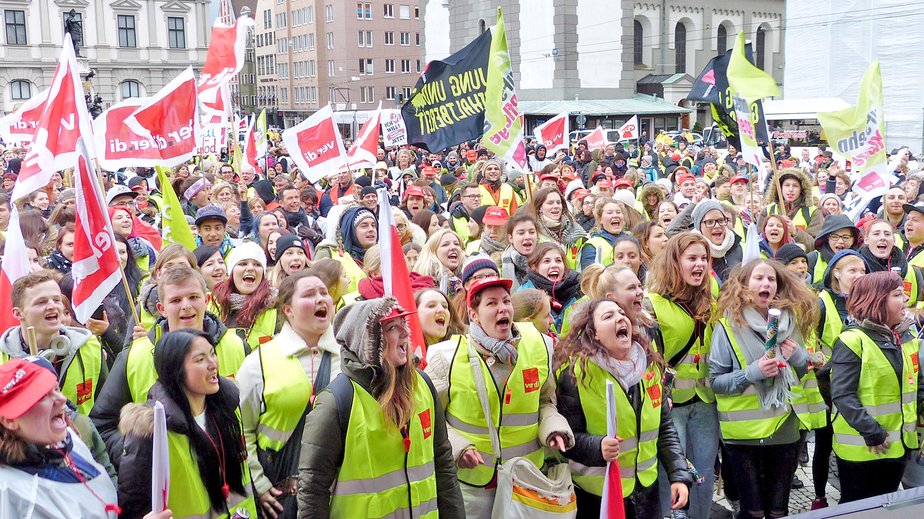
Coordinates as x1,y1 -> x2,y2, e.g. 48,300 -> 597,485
533,111 -> 569,154
584,126 -> 608,151
282,105 -> 348,183
71,138 -> 123,324
342,106 -> 382,171
0,88 -> 49,144
199,16 -> 254,122
14,33 -> 93,203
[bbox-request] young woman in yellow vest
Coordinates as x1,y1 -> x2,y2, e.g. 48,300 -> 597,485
829,272 -> 923,503
634,221 -> 669,280
709,259 -> 818,519
859,219 -> 908,276
501,212 -> 538,289
668,199 -> 743,283
210,242 -> 279,353
532,187 -> 588,270
518,242 -> 583,334
805,215 -> 859,286
268,234 -> 309,288
644,232 -> 718,519
424,278 -> 573,519
562,263 -> 650,341
138,244 -> 199,332
556,299 -> 692,518
759,169 -> 823,250
298,297 -> 466,518
414,229 -> 465,294
118,330 -> 258,519
196,245 -> 229,292
579,197 -> 629,270
237,271 -> 340,519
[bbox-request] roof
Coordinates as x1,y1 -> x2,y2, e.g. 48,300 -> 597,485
637,73 -> 695,85
518,94 -> 693,116
762,98 -> 851,120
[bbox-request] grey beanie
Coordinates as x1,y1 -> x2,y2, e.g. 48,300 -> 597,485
692,199 -> 726,230
334,296 -> 404,368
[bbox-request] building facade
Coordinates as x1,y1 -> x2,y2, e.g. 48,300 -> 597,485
1,0 -> 211,114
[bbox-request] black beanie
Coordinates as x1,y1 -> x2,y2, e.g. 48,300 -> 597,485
774,243 -> 808,265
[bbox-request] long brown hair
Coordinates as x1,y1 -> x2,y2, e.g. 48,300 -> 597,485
847,271 -> 903,325
647,232 -> 713,321
714,259 -> 818,340
372,300 -> 417,428
531,187 -> 574,223
211,268 -> 275,330
553,299 -> 665,382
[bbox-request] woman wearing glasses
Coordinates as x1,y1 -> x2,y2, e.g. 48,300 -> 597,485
669,200 -> 743,283
805,215 -> 860,285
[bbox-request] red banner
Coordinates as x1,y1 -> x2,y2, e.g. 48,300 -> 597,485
0,89 -> 49,144
281,105 -> 348,182
532,111 -> 569,154
199,16 -> 254,122
341,109 -> 381,171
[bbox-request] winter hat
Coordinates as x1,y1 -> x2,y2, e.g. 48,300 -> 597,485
193,245 -> 220,267
819,193 -> 843,212
360,186 -> 378,198
355,175 -> 372,188
252,179 -> 276,204
440,173 -> 458,188
692,199 -> 726,231
334,296 -> 408,367
195,204 -> 227,226
774,243 -> 807,266
814,214 -> 858,251
274,234 -> 306,263
58,188 -> 76,203
822,249 -> 867,290
655,178 -> 673,194
225,240 -> 267,274
460,254 -> 499,286
470,205 -> 489,226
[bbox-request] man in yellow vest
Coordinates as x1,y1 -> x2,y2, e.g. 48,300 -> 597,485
90,265 -> 247,465
478,159 -> 520,215
0,270 -> 107,417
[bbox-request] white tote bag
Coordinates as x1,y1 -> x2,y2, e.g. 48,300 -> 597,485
491,457 -> 577,519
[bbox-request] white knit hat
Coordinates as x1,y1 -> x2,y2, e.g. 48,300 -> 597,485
224,241 -> 267,274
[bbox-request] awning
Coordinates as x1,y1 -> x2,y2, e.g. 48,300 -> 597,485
518,94 -> 692,116
762,98 -> 851,120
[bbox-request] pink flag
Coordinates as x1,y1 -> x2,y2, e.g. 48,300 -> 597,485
342,108 -> 381,171
71,138 -> 123,324
617,115 -> 639,141
242,115 -> 262,175
584,126 -> 608,151
0,88 -> 49,143
14,34 -> 93,203
532,111 -> 569,154
0,208 -> 31,332
376,188 -> 428,367
281,105 -> 348,182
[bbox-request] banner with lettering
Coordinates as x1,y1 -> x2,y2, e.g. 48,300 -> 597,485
199,16 -> 254,124
533,111 -> 569,154
198,123 -> 229,155
401,29 -> 492,151
0,89 -> 49,143
281,104 -> 348,182
380,109 -> 408,147
482,8 -> 528,170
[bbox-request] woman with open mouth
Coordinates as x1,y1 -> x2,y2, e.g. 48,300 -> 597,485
414,229 -> 465,294
423,278 -> 572,519
195,245 -> 228,292
580,197 -> 630,270
118,330 -> 258,518
554,299 -> 691,518
759,168 -> 822,251
210,241 -> 280,352
415,288 -> 463,345
310,258 -> 361,312
237,271 -> 340,519
668,199 -> 743,283
519,242 -> 582,334
299,297 -> 465,518
759,214 -> 792,259
645,232 -> 719,519
532,187 -> 588,271
313,206 -> 378,295
710,259 -> 817,519
805,214 -> 859,285
858,219 -> 907,276
269,235 -> 310,288
501,212 -> 540,289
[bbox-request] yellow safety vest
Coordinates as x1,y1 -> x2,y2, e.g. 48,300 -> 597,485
330,373 -> 439,518
479,183 -> 519,215
126,330 -> 247,403
446,323 -> 549,487
205,300 -> 278,353
832,328 -> 920,461
647,292 -> 714,404
336,291 -> 360,313
566,360 -> 662,497
254,339 -> 312,452
332,248 -> 367,294
538,232 -> 583,271
905,251 -> 924,307
59,337 -> 104,416
714,318 -> 813,439
581,235 -> 614,267
816,290 -> 843,357
559,295 -> 589,339
810,254 -> 828,286
452,215 -> 471,244
766,204 -> 816,232
166,413 -> 258,519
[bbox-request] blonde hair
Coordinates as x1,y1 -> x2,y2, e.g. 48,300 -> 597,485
512,289 -> 550,322
363,245 -> 382,276
413,229 -> 462,279
647,232 -> 713,321
580,263 -> 634,299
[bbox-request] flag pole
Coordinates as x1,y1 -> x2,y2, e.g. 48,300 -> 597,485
92,159 -> 141,324
765,137 -> 787,212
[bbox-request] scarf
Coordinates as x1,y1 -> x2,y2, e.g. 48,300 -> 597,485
696,229 -> 735,258
860,244 -> 908,277
501,246 -> 529,288
525,269 -> 582,311
47,249 -> 72,273
591,342 -> 648,391
228,293 -> 249,312
730,308 -> 800,410
539,216 -> 587,248
469,321 -> 518,365
480,234 -> 507,255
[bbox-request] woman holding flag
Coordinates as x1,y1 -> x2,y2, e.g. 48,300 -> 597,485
555,299 -> 691,518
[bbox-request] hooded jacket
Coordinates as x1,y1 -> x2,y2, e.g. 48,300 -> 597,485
760,168 -> 823,249
807,214 -> 859,279
297,298 -> 465,518
89,312 -> 231,465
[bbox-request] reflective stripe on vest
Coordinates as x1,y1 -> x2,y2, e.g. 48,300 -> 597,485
126,331 -> 247,403
832,328 -> 920,461
817,290 -> 842,357
166,414 -> 258,519
446,324 -> 549,487
811,255 -> 828,285
330,373 -> 438,519
254,339 -> 312,451
714,319 -> 806,439
479,183 -> 517,215
647,292 -> 714,404
567,360 -> 661,497
59,337 -> 103,416
582,235 -> 614,267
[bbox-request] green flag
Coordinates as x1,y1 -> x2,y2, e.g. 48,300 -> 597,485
481,7 -> 528,170
156,166 -> 197,250
727,31 -> 780,100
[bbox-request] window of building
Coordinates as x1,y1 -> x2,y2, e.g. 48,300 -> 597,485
479,19 -> 485,33
121,80 -> 141,99
263,9 -> 271,29
402,86 -> 411,100
168,17 -> 186,49
118,15 -> 136,48
385,59 -> 395,73
756,26 -> 767,70
308,33 -> 315,50
415,7 -> 419,18
416,32 -> 420,46
400,32 -> 409,46
383,4 -> 393,18
356,2 -> 371,19
309,60 -> 316,77
386,86 -> 396,100
416,59 -> 421,73
401,59 -> 410,73
5,10 -> 26,45
325,4 -> 333,22
384,31 -> 394,45
327,32 -> 334,49
674,22 -> 686,73
9,79 -> 31,100
399,5 -> 409,19
358,30 -> 372,47
307,7 -> 313,23
328,60 -> 335,76
717,24 -> 727,55
633,20 -> 643,65
280,87 -> 287,103
359,58 -> 373,75
361,86 -> 375,103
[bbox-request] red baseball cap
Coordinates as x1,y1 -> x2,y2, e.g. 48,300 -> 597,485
730,175 -> 749,185
597,180 -> 613,189
422,166 -> 436,176
482,206 -> 509,226
380,306 -> 416,322
571,188 -> 591,201
614,178 -> 633,189
466,277 -> 513,308
466,150 -> 478,161
0,358 -> 58,420
404,185 -> 426,199
677,174 -> 695,185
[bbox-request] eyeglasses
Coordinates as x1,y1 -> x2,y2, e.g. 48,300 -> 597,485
701,217 -> 728,228
829,233 -> 854,243
462,194 -> 481,200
